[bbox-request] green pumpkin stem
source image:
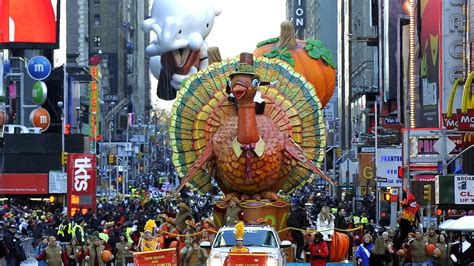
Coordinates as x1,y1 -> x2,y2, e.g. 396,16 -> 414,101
278,21 -> 297,50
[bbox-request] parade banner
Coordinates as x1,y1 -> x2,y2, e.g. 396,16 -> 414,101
454,175 -> 474,205
224,252 -> 268,266
67,153 -> 97,217
132,248 -> 177,266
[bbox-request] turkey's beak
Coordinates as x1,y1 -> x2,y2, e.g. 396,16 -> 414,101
232,82 -> 247,100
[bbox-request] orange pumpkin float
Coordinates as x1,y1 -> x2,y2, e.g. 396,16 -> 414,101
329,231 -> 349,262
101,250 -> 113,263
254,21 -> 336,107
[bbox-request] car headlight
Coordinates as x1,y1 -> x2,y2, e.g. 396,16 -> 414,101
267,255 -> 278,266
208,254 -> 222,266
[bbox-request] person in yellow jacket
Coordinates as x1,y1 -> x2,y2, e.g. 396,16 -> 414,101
230,222 -> 249,253
139,220 -> 159,252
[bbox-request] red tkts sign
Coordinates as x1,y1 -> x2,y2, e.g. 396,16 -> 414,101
67,154 -> 97,217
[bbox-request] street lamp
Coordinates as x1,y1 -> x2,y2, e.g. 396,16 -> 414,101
58,101 -> 65,172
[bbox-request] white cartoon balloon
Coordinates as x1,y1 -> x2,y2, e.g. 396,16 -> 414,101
143,0 -> 221,100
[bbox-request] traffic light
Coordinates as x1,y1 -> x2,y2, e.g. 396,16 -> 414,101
384,191 -> 391,202
64,124 -> 71,135
423,184 -> 432,202
61,151 -> 68,166
118,175 -> 122,184
49,196 -> 56,204
108,154 -> 116,165
398,166 -> 403,179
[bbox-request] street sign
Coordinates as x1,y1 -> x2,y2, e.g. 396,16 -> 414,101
27,56 -> 52,80
375,177 -> 388,182
433,138 -> 456,155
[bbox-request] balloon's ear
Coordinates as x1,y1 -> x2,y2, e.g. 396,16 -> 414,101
213,2 -> 222,16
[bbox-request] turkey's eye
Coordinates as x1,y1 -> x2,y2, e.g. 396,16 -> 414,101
251,79 -> 259,88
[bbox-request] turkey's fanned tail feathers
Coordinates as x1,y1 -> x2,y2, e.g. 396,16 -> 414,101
170,56 -> 327,194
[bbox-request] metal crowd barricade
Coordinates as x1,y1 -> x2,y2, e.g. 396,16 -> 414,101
20,237 -> 35,258
19,237 -> 38,266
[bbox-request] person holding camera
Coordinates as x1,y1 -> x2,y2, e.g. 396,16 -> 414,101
308,232 -> 329,266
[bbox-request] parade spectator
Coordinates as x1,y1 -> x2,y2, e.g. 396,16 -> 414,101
379,211 -> 390,228
35,236 -> 49,266
308,232 -> 329,266
287,201 -> 308,262
450,231 -> 474,265
355,234 -> 373,266
401,232 -> 415,265
369,235 -> 392,265
4,224 -> 26,265
316,206 -> 334,241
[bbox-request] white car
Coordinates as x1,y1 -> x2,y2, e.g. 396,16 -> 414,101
200,224 -> 291,266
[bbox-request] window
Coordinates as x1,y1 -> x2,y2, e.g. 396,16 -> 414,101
94,14 -> 100,26
94,0 -> 100,4
94,36 -> 101,47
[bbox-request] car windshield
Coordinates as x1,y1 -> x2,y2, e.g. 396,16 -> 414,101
212,229 -> 278,248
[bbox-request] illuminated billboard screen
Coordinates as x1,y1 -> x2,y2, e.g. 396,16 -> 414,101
0,0 -> 60,49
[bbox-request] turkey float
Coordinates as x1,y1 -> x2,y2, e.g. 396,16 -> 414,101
171,52 -> 333,200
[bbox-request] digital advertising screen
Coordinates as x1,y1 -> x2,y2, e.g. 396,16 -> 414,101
0,0 -> 60,49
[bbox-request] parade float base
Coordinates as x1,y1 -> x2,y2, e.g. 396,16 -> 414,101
213,199 -> 291,239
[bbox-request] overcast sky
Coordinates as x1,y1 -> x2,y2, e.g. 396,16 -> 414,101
153,0 -> 287,110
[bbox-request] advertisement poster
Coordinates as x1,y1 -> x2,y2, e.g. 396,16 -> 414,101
358,153 -> 375,187
0,0 -> 59,48
133,249 -> 177,266
385,0 -> 407,102
454,175 -> 474,204
416,0 -> 442,127
376,148 -> 403,187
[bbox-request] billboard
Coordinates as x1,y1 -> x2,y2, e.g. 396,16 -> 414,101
67,153 -> 96,217
0,173 -> 48,194
0,0 -> 60,49
415,0 -> 442,127
376,147 -> 403,187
